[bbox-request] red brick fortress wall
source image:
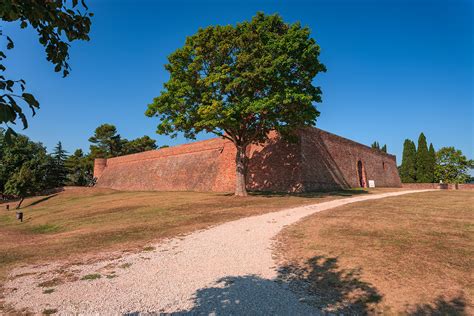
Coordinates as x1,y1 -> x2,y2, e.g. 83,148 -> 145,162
246,131 -> 304,192
95,138 -> 236,192
299,128 -> 401,190
94,127 -> 402,192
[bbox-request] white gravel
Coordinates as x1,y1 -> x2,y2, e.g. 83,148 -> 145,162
3,190 -> 429,315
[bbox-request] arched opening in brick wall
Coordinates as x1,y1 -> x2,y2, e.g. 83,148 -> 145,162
357,160 -> 368,188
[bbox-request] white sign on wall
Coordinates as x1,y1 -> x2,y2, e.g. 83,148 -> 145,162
368,180 -> 375,188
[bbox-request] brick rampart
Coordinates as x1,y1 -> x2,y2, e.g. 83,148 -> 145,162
95,127 -> 402,192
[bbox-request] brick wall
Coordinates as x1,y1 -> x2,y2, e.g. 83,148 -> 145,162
300,128 -> 401,190
96,138 -> 236,192
95,127 -> 402,192
402,183 -> 474,190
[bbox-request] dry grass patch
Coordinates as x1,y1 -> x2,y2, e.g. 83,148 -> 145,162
0,186 -> 390,287
276,190 -> 474,314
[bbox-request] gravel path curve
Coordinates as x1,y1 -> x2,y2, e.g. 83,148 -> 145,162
4,190 -> 430,315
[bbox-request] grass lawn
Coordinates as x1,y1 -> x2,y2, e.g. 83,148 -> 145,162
276,190 -> 474,315
0,186 -> 385,286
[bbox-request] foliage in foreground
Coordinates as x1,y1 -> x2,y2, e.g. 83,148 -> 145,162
147,12 -> 326,196
0,0 -> 92,138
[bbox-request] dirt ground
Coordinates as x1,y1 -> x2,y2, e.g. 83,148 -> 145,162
276,190 -> 474,315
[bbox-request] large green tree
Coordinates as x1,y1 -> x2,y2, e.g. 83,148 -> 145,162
434,147 -> 474,184
0,1 -> 92,138
416,133 -> 431,183
4,158 -> 49,208
0,129 -> 51,207
0,129 -> 46,192
146,13 -> 326,196
400,139 -> 416,183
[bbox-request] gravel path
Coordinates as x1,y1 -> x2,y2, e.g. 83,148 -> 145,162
4,190 -> 429,315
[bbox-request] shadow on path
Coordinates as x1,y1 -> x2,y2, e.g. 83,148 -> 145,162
127,256 -> 382,315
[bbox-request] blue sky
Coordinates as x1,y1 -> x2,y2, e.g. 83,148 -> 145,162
2,0 -> 473,164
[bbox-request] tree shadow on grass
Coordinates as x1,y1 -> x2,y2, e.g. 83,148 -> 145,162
277,255 -> 382,315
408,296 -> 467,316
221,189 -> 369,198
24,194 -> 58,207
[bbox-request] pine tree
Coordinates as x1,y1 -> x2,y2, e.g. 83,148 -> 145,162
428,143 -> 436,183
50,141 -> 69,187
400,139 -> 416,182
416,133 -> 431,183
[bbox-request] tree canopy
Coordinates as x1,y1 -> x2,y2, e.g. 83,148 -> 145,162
88,123 -> 157,158
0,0 -> 92,139
146,12 -> 326,195
65,149 -> 93,186
435,147 -> 473,184
89,124 -> 123,158
0,129 -> 51,207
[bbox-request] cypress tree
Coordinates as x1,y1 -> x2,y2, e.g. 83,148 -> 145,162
428,143 -> 436,183
416,133 -> 431,182
381,144 -> 387,153
400,139 -> 417,182
50,141 -> 69,187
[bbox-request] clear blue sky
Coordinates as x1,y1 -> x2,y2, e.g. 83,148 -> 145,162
3,0 -> 473,164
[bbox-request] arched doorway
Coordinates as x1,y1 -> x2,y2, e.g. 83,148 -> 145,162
357,160 -> 367,188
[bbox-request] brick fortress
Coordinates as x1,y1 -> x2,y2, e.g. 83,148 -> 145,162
94,127 -> 402,192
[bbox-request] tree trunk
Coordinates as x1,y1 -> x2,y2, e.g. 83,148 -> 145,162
235,145 -> 248,196
16,197 -> 24,209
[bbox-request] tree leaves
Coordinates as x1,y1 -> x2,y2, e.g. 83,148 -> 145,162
435,147 -> 474,184
89,123 -> 158,158
0,0 -> 92,131
147,12 -> 326,147
6,36 -> 14,49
